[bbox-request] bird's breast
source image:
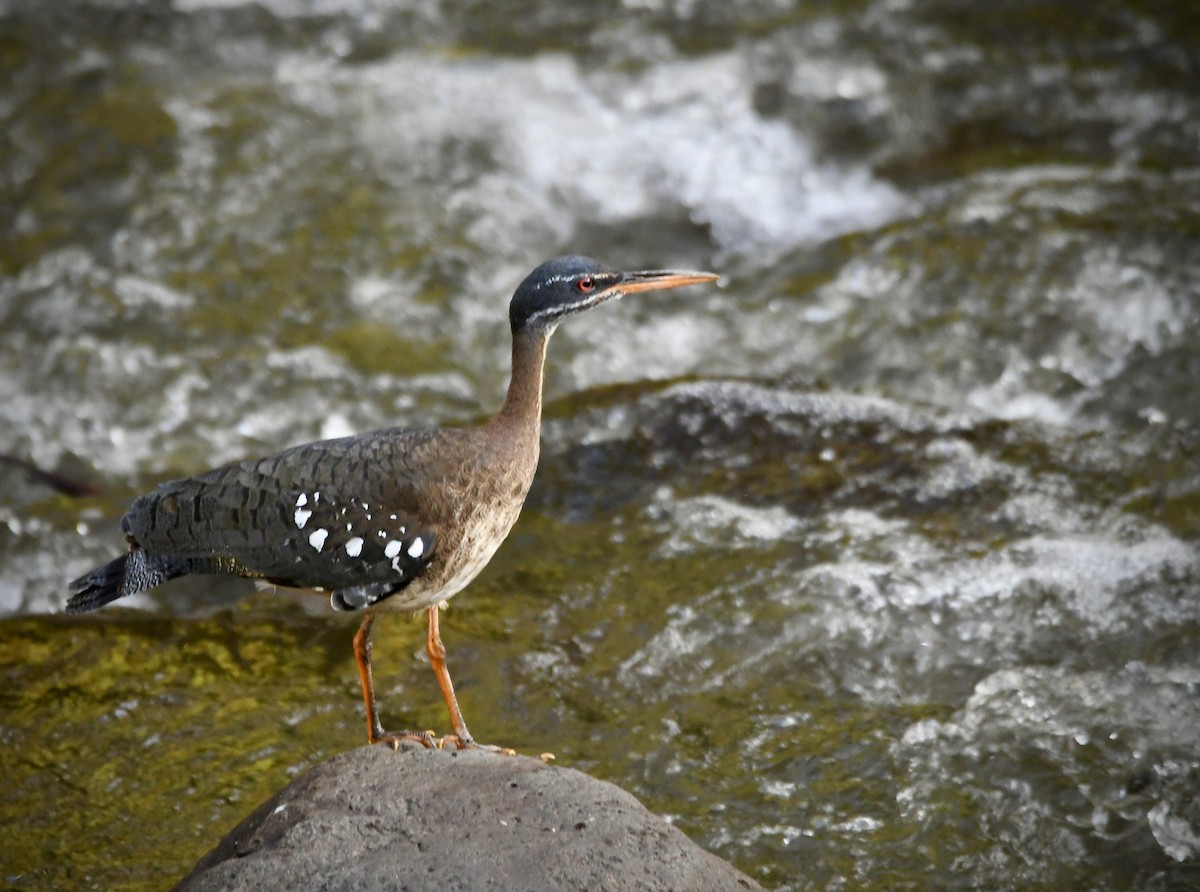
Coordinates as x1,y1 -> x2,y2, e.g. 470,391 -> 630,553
372,436 -> 536,612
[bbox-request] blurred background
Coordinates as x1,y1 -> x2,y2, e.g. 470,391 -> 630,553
1,0 -> 1198,889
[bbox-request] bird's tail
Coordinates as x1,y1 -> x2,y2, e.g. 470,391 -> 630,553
66,550 -> 187,613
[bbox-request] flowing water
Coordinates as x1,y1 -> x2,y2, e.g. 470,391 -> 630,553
1,0 -> 1198,889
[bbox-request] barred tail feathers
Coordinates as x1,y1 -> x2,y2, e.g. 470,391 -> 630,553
66,550 -> 186,613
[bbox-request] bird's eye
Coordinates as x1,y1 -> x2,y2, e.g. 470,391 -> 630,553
576,276 -> 596,293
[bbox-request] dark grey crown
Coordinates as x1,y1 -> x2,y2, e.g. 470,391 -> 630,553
509,255 -> 609,333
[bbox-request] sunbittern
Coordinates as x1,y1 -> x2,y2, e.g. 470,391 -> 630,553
68,256 -> 719,751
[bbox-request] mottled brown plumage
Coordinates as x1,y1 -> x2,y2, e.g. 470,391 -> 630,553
68,256 -> 718,751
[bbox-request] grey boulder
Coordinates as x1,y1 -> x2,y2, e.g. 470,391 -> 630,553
174,744 -> 763,891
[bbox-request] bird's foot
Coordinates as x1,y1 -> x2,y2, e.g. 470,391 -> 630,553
436,733 -> 517,756
371,729 -> 438,750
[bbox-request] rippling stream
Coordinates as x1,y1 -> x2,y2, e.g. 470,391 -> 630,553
2,1 -> 1198,889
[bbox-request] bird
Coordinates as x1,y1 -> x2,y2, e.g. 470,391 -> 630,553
67,256 -> 719,752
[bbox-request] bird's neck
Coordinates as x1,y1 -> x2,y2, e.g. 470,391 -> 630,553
491,329 -> 548,439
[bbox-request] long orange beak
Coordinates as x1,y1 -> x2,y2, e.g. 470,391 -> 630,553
617,269 -> 720,294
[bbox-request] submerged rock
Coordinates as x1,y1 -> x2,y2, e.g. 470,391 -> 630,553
174,744 -> 762,892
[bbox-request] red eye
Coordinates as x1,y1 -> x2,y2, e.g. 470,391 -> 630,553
576,276 -> 596,293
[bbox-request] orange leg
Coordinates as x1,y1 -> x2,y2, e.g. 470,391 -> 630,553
425,604 -> 472,744
426,605 -> 514,754
353,613 -> 434,750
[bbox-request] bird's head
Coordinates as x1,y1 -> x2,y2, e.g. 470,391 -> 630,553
509,255 -> 718,336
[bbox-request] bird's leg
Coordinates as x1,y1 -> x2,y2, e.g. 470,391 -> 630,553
353,613 -> 435,750
425,605 -> 471,745
426,605 -> 515,755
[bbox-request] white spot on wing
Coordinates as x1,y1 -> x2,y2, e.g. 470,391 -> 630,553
345,536 -> 364,557
308,529 -> 328,552
295,493 -> 308,507
384,540 -> 402,558
294,508 -> 312,528
407,537 -> 424,559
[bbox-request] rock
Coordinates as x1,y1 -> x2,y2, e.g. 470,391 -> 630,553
174,744 -> 763,891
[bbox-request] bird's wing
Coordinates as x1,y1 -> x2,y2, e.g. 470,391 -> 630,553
121,429 -> 439,593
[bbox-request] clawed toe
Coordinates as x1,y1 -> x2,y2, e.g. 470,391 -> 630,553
373,729 -> 437,750
436,734 -> 516,755
372,729 -> 519,755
